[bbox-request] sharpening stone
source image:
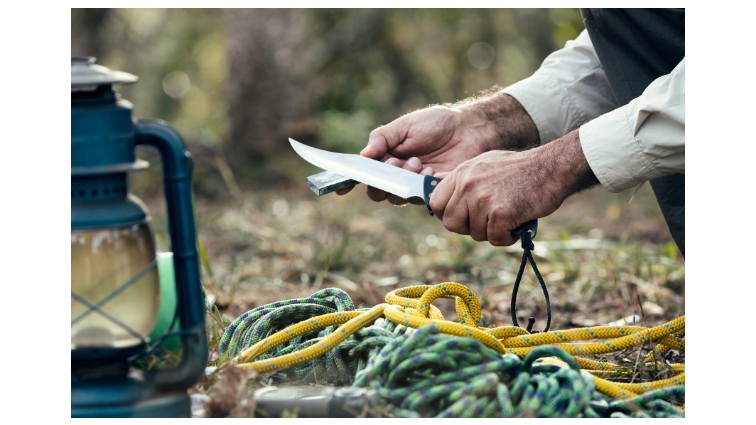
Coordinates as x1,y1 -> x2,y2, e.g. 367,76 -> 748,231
306,170 -> 359,196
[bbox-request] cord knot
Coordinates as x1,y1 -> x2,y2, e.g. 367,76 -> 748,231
520,231 -> 535,251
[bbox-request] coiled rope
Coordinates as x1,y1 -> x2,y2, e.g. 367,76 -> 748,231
220,282 -> 683,414
353,323 -> 683,418
218,288 -> 378,386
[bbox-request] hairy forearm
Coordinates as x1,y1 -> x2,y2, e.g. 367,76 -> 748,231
450,90 -> 540,151
534,129 -> 599,201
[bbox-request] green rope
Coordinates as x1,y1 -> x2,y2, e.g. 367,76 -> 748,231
353,324 -> 683,418
219,288 -> 383,386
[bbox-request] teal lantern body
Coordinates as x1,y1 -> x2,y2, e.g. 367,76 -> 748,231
71,57 -> 207,418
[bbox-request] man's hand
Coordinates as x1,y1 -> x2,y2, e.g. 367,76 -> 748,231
335,106 -> 488,206
336,93 -> 539,206
429,129 -> 599,246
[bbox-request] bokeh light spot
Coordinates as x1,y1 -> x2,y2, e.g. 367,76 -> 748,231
467,42 -> 496,70
272,199 -> 289,217
162,71 -> 191,99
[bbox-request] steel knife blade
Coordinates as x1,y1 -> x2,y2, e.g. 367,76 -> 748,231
289,138 -> 442,215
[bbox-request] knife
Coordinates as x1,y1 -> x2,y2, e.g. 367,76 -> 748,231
289,138 -> 538,237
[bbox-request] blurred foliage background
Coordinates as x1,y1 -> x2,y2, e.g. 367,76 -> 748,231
72,9 -> 683,363
71,8 -> 584,196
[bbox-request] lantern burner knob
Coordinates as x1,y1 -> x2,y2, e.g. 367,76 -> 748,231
71,56 -> 138,88
72,56 -> 96,65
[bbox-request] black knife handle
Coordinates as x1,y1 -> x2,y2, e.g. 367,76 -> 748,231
512,219 -> 538,239
423,175 -> 444,216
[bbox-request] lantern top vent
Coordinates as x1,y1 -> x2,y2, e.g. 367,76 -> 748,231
71,57 -> 138,88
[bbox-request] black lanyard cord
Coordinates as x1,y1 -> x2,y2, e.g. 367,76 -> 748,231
510,229 -> 551,333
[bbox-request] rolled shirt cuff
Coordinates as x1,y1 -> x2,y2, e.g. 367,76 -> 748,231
579,105 -> 663,193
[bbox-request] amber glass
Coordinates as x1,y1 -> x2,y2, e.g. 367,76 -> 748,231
71,223 -> 160,349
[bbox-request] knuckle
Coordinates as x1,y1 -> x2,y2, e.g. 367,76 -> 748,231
491,207 -> 510,222
475,192 -> 491,208
442,217 -> 459,233
459,177 -> 476,192
487,228 -> 504,246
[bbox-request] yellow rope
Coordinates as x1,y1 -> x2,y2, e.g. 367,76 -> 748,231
233,283 -> 684,400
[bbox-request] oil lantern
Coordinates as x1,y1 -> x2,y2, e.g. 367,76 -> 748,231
71,57 -> 207,417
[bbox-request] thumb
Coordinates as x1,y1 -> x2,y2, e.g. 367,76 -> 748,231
361,119 -> 406,159
429,171 -> 455,219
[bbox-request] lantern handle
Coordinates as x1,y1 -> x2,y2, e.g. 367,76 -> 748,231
135,120 -> 208,389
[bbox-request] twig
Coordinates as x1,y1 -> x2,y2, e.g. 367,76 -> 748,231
629,293 -> 650,385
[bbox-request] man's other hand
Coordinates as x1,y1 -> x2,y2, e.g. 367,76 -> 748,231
429,129 -> 599,246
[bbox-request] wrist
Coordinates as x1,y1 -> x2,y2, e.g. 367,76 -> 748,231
535,129 -> 599,201
455,93 -> 540,151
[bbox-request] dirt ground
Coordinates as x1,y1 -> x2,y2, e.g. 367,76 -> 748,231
148,179 -> 683,326
145,178 -> 684,411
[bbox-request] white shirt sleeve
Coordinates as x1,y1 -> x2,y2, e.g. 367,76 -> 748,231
501,29 -> 685,193
501,30 -> 618,145
579,59 -> 685,192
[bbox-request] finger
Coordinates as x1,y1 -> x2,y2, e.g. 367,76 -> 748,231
429,171 -> 456,219
360,134 -> 387,159
441,193 -> 471,236
387,193 -> 408,205
366,185 -> 388,202
468,207 -> 489,242
361,120 -> 406,159
487,210 -> 518,247
403,157 -> 423,174
335,185 -> 356,196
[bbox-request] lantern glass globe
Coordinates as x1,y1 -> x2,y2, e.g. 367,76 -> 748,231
71,223 -> 161,350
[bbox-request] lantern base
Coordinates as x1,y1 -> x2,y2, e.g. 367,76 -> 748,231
71,372 -> 190,418
72,342 -> 146,381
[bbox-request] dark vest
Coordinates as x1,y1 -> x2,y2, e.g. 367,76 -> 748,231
581,8 -> 685,256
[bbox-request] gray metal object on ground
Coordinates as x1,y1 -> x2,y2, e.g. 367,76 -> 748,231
306,170 -> 359,196
254,386 -> 380,418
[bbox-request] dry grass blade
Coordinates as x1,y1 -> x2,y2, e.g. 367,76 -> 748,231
204,364 -> 258,418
